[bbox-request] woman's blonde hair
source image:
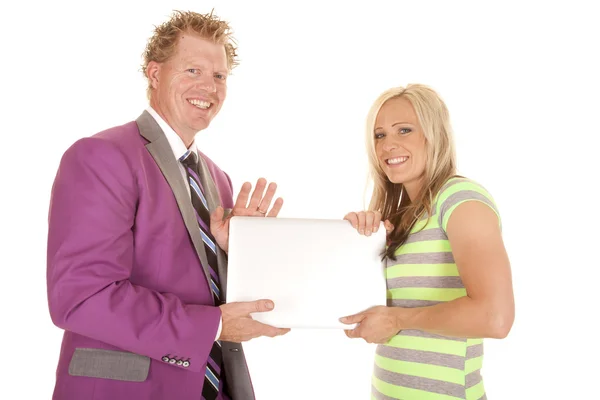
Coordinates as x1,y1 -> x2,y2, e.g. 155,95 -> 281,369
365,84 -> 458,259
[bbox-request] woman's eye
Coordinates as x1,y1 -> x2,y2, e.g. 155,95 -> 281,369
399,128 -> 412,135
374,133 -> 385,139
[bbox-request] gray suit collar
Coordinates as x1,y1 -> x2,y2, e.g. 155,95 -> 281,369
137,110 -> 163,143
136,110 -> 214,288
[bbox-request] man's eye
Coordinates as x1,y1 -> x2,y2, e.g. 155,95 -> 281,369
187,69 -> 199,74
215,73 -> 226,80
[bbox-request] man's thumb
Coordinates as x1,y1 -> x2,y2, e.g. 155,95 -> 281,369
211,206 -> 225,224
248,299 -> 275,314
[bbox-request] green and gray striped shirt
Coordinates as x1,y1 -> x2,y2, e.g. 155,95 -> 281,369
372,177 -> 500,400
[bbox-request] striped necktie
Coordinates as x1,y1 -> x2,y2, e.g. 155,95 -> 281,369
179,150 -> 225,400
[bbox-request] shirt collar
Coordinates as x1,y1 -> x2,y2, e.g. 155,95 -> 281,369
145,106 -> 198,161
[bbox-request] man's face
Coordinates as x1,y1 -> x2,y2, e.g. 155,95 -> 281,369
148,33 -> 229,141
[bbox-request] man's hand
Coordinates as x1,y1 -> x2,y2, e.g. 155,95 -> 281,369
218,299 -> 290,342
211,178 -> 283,253
340,306 -> 402,344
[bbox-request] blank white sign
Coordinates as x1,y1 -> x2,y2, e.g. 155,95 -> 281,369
226,216 -> 387,329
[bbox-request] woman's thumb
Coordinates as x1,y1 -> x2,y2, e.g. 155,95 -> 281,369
384,220 -> 394,233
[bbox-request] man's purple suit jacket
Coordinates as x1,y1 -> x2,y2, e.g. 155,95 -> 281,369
46,111 -> 255,399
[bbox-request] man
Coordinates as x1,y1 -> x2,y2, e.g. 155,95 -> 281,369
47,10 -> 289,400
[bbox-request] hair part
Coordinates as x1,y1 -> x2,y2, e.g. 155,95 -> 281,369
364,84 -> 459,260
141,10 -> 239,100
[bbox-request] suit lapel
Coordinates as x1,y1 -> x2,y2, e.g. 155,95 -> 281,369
135,111 -> 213,289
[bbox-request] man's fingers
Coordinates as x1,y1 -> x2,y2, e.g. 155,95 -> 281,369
247,178 -> 267,210
249,321 -> 291,338
233,182 -> 252,209
232,179 -> 282,216
268,327 -> 291,337
266,197 -> 284,217
248,306 -> 291,338
256,182 -> 277,214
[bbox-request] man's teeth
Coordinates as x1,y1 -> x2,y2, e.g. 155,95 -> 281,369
188,99 -> 211,109
387,157 -> 408,165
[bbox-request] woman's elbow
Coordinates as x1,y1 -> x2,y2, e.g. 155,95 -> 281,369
487,306 -> 515,339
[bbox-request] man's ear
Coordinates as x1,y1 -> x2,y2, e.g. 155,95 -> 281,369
146,61 -> 161,89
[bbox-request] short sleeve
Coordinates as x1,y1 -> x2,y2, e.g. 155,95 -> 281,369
435,177 -> 501,233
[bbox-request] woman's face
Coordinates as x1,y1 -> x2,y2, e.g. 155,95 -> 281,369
374,97 -> 427,197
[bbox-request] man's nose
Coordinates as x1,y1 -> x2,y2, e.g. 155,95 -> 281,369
195,75 -> 216,93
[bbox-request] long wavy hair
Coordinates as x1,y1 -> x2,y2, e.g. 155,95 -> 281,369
365,84 -> 459,260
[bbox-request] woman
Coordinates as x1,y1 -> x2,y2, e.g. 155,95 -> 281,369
340,84 -> 514,400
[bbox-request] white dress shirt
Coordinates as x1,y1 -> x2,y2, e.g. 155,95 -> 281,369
146,106 -> 223,341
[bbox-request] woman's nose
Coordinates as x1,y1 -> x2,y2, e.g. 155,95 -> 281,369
382,137 -> 398,152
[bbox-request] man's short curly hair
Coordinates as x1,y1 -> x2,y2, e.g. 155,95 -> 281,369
141,10 -> 239,99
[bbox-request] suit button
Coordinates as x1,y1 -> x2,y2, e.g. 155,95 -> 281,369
169,358 -> 177,364
176,360 -> 183,366
230,348 -> 239,352
162,356 -> 170,362
182,361 -> 190,368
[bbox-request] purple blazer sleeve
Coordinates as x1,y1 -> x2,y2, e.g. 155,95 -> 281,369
46,137 -> 220,373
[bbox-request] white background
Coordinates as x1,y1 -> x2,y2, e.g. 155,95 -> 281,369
1,1 -> 598,399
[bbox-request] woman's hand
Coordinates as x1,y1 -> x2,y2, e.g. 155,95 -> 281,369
340,306 -> 402,344
343,211 -> 394,236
